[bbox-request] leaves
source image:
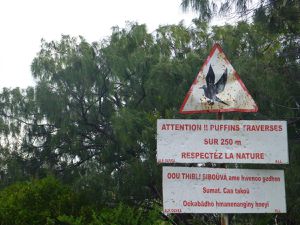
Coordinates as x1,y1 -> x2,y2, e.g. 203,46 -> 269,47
0,12 -> 299,224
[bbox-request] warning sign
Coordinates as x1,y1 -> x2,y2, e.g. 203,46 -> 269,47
163,167 -> 286,214
157,119 -> 288,164
180,44 -> 258,114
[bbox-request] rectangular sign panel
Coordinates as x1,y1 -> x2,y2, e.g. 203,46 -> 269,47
157,119 -> 288,164
163,167 -> 286,214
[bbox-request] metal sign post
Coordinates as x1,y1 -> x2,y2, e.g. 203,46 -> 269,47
221,214 -> 229,225
218,112 -> 229,225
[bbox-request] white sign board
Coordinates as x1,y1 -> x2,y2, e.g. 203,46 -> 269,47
180,44 -> 258,114
163,167 -> 286,214
157,119 -> 288,164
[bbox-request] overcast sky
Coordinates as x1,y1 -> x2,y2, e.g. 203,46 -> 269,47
0,0 -> 202,89
0,0 -> 233,90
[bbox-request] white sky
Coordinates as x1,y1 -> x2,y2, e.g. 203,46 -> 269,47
0,0 -> 257,90
0,0 -> 203,89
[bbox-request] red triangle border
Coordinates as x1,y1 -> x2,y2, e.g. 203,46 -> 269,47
179,43 -> 258,114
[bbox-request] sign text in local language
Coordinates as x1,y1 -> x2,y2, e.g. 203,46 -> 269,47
163,167 -> 286,214
157,119 -> 288,164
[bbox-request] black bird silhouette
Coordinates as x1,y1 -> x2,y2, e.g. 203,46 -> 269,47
200,65 -> 229,105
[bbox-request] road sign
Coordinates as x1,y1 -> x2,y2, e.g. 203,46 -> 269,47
163,167 -> 286,214
180,43 -> 258,114
157,119 -> 288,164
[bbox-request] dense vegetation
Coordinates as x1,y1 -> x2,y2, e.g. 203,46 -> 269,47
0,1 -> 299,224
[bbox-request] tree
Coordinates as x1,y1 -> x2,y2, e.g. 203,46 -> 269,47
0,176 -> 170,225
0,176 -> 76,225
181,0 -> 300,34
0,16 -> 299,224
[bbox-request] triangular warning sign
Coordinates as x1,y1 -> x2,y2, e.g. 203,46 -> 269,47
180,44 -> 258,114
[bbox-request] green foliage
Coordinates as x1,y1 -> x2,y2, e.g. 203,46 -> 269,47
0,176 -> 76,225
181,0 -> 300,34
57,203 -> 170,225
0,8 -> 299,224
181,0 -> 213,21
0,177 -> 169,225
89,203 -> 169,225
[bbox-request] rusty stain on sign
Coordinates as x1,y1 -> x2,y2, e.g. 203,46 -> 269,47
180,44 -> 258,114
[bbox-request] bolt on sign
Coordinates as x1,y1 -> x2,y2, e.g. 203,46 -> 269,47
163,167 -> 286,214
180,43 -> 258,114
157,119 -> 288,164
